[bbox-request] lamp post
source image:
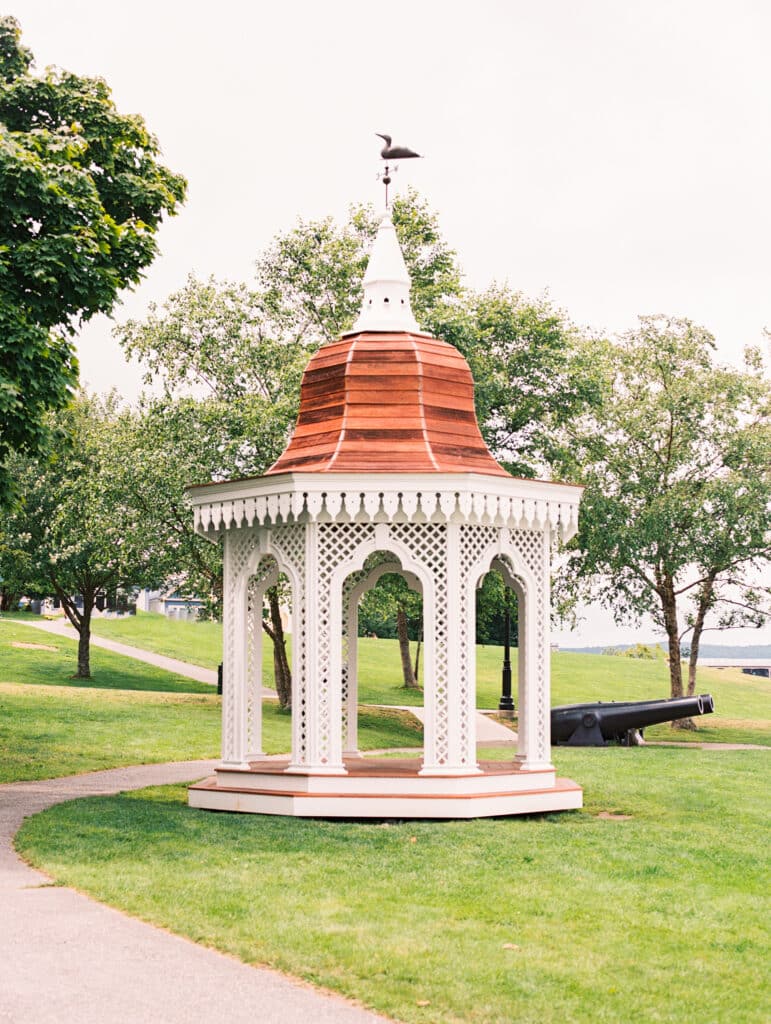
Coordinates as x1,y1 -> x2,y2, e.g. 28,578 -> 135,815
499,587 -> 515,715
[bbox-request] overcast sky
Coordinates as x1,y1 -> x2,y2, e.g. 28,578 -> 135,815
8,0 -> 771,646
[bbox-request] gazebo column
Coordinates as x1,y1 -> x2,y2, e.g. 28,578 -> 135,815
342,590 -> 359,755
220,530 -> 254,770
420,524 -> 479,775
287,522 -> 346,775
514,536 -> 554,772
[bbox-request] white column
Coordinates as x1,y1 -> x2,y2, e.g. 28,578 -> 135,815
221,531 -> 251,769
244,577 -> 266,762
287,522 -> 345,774
343,593 -> 359,755
514,535 -> 554,772
420,524 -> 477,775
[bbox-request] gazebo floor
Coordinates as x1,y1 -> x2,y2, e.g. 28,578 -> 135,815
188,756 -> 583,819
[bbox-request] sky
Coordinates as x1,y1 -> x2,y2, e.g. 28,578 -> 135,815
7,0 -> 771,646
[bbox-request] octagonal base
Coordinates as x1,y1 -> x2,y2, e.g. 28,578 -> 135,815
188,757 -> 582,819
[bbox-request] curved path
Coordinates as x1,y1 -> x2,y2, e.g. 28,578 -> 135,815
1,761 -> 392,1024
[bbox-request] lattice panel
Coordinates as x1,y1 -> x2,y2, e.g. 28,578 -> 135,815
458,525 -> 499,763
510,530 -> 543,578
501,531 -> 550,764
340,567 -> 365,740
512,532 -> 548,762
270,524 -> 307,760
314,523 -> 377,764
246,557 -> 278,757
390,522 -> 450,765
223,530 -> 259,762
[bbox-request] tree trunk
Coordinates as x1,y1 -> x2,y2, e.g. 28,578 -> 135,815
74,601 -> 92,679
660,579 -> 695,730
267,588 -> 291,709
0,588 -> 19,612
397,607 -> 418,688
687,577 -> 716,697
413,637 -> 421,682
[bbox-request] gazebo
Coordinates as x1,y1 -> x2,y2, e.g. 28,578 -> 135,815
188,213 -> 583,818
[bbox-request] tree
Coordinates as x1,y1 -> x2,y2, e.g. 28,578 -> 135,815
427,287 -> 602,477
6,393 -> 174,677
560,317 -> 771,724
475,572 -> 519,647
0,16 -> 186,503
359,575 -> 423,688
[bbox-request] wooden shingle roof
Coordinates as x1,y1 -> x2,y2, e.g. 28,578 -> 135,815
266,330 -> 509,476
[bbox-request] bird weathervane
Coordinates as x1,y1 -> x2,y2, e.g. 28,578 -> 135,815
375,133 -> 421,208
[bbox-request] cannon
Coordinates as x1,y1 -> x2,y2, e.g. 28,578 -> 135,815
551,694 -> 715,746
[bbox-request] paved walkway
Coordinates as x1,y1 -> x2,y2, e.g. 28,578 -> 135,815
382,705 -> 517,746
1,761 -> 391,1024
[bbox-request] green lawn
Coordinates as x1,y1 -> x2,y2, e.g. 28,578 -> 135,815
0,618 -> 212,693
17,747 -> 770,1024
0,683 -> 222,782
0,618 -> 424,782
90,610 -> 224,670
63,612 -> 771,744
0,682 -> 422,784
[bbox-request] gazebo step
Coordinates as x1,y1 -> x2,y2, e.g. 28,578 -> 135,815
213,757 -> 556,796
188,776 -> 582,819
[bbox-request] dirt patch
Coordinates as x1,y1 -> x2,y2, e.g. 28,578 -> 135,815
597,811 -> 633,821
11,641 -> 58,652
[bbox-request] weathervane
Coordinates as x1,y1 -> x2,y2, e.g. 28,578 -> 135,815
375,133 -> 421,208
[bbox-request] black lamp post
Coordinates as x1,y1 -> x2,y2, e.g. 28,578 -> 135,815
499,587 -> 515,714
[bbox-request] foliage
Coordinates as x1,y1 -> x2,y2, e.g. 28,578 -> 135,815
3,393 -> 178,676
18,749 -> 770,1023
254,189 -> 463,345
428,286 -> 602,476
475,571 -> 519,646
603,643 -> 666,660
109,394 -> 290,615
0,17 -> 186,503
559,317 -> 771,714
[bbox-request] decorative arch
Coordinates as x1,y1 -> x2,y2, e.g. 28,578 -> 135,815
325,524 -> 437,771
339,553 -> 424,754
460,527 -> 552,770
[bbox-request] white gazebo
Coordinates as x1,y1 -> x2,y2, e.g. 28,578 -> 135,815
188,213 -> 583,818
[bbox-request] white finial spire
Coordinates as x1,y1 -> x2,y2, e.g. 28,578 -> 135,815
347,213 -> 420,334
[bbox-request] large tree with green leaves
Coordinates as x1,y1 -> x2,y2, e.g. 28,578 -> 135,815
5,392 -> 176,677
0,16 -> 186,503
560,317 -> 771,722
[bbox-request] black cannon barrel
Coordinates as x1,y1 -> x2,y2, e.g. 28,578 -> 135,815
551,694 -> 714,746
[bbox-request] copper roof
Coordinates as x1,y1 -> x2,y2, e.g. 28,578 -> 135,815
266,331 -> 510,476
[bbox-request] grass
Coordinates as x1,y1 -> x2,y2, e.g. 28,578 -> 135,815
0,682 -> 222,782
60,612 -> 771,744
0,676 -> 422,784
90,610 -> 223,670
89,611 -> 770,717
7,613 -> 767,746
0,618 -> 212,693
16,747 -> 770,1024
